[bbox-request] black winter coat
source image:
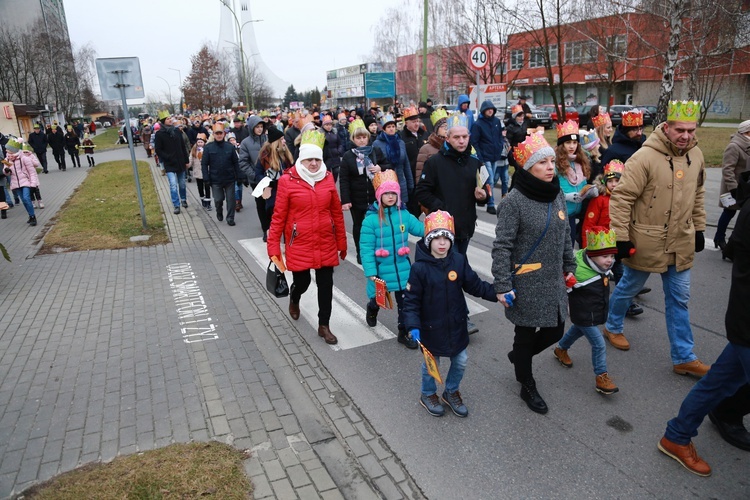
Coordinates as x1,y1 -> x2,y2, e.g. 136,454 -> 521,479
201,139 -> 240,185
415,143 -> 486,240
339,147 -> 388,210
155,127 -> 189,171
403,241 -> 497,357
568,265 -> 611,326
48,128 -> 65,150
470,100 -> 505,163
28,131 -> 47,153
724,171 -> 750,347
322,129 -> 343,171
600,127 -> 645,166
401,128 -> 427,180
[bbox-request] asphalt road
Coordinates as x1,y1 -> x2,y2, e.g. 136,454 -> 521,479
192,148 -> 745,498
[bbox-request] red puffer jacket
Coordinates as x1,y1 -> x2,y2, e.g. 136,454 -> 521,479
267,166 -> 347,271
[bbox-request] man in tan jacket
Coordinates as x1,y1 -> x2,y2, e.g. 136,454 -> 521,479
602,100 -> 710,377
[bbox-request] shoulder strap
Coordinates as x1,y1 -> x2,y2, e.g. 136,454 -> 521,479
512,202 -> 552,276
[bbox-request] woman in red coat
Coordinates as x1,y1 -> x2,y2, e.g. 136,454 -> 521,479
267,137 -> 347,345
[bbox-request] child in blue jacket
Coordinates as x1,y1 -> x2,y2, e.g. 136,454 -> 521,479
403,210 -> 498,418
360,170 -> 424,348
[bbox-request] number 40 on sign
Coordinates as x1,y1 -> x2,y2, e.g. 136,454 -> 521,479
469,44 -> 489,71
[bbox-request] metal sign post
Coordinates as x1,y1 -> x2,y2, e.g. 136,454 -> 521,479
95,58 -> 147,230
469,45 -> 489,111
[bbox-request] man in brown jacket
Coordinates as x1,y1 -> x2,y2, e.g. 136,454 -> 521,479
602,100 -> 710,377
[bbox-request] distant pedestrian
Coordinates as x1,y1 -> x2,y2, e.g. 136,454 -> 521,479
82,133 -> 96,167
47,122 -> 66,170
155,116 -> 190,214
27,123 -> 48,174
189,134 -> 211,211
202,123 -> 239,225
64,125 -> 82,168
713,119 -> 750,256
3,138 -> 40,226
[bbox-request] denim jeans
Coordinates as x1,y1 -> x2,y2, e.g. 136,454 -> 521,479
421,348 -> 467,395
484,160 -> 498,207
714,208 -> 736,243
495,161 -> 510,196
166,170 -> 186,207
665,342 -> 750,445
605,265 -> 696,365
13,187 -> 34,217
559,324 -> 608,375
235,182 -> 243,203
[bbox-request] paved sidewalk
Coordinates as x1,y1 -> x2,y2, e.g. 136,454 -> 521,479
0,148 -> 423,499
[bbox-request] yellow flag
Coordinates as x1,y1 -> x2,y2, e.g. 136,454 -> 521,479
420,343 -> 443,384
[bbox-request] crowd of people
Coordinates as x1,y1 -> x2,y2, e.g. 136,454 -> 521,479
4,96 -> 745,478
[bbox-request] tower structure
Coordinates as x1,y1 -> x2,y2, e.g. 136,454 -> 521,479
217,0 -> 289,101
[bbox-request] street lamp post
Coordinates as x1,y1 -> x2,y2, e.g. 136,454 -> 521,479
168,68 -> 183,111
156,76 -> 175,113
218,0 -> 262,112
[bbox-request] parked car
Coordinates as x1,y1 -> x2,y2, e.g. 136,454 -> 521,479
500,105 -> 553,129
537,104 -> 579,126
609,104 -> 654,127
635,105 -> 657,115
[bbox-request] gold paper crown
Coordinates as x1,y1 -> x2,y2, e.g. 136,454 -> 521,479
372,170 -> 399,191
260,110 -> 270,117
321,115 -> 333,124
348,118 -> 365,136
667,100 -> 701,122
592,112 -> 611,128
511,105 -> 524,117
402,106 -> 419,121
430,108 -> 448,125
556,119 -> 578,140
585,227 -> 618,254
300,129 -> 325,149
446,112 -> 468,129
424,210 -> 455,236
338,112 -> 347,120
513,133 -> 552,168
621,109 -> 644,127
604,159 -> 625,179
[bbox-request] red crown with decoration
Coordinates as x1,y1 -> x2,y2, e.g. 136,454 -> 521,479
592,112 -> 611,128
556,119 -> 579,140
513,133 -> 552,169
511,105 -> 524,117
621,109 -> 644,127
424,210 -> 455,236
604,159 -> 625,179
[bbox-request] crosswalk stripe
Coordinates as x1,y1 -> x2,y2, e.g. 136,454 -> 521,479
475,219 -> 497,239
239,238 -> 395,351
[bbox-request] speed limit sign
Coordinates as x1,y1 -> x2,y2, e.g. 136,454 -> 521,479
469,44 -> 489,71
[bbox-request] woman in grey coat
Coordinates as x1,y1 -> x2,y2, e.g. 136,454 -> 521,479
714,120 -> 750,256
492,133 -> 576,415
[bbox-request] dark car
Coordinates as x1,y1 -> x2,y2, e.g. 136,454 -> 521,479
501,105 -> 553,129
609,105 -> 654,127
538,104 -> 579,126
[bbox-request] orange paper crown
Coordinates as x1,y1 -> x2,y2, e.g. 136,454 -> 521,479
511,105 -> 524,117
513,133 -> 553,168
556,119 -> 579,140
402,106 -> 419,120
621,109 -> 644,127
424,210 -> 455,236
592,112 -> 611,128
372,170 -> 399,191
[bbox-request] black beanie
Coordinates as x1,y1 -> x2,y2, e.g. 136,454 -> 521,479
267,126 -> 284,144
364,115 -> 377,129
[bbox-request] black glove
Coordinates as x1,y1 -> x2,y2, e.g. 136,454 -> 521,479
616,241 -> 636,259
695,231 -> 705,253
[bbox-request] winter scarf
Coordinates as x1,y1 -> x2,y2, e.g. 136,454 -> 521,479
512,166 -> 561,203
378,131 -> 401,165
295,161 -> 327,187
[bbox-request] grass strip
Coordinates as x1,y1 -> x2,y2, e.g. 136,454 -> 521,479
22,441 -> 253,499
41,160 -> 169,252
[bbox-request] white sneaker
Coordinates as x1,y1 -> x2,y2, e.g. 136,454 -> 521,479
38,201 -> 44,209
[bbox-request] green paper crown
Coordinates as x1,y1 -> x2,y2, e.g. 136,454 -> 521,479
585,227 -> 617,253
667,101 -> 701,122
349,118 -> 365,136
430,108 -> 448,125
22,142 -> 33,152
300,129 -> 325,149
6,138 -> 22,153
158,110 -> 170,120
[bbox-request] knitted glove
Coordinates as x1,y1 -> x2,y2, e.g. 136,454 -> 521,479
695,231 -> 705,253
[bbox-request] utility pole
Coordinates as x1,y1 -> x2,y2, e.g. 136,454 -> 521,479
421,0 -> 429,102
169,68 -> 183,112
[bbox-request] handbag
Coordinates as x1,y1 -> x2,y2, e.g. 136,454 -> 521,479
266,261 -> 289,298
374,277 -> 394,309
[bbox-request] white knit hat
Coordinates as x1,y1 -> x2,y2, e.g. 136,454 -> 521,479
298,143 -> 323,161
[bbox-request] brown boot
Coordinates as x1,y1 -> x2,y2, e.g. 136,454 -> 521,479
235,200 -> 242,212
318,325 -> 338,345
673,359 -> 710,377
603,327 -> 630,350
289,299 -> 300,320
595,373 -> 619,395
553,347 -> 572,367
658,437 -> 711,476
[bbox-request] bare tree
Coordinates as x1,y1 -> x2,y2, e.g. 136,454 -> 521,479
367,4 -> 419,65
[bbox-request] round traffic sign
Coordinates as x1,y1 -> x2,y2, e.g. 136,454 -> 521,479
469,44 -> 489,71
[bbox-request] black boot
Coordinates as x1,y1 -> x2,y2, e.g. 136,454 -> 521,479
397,327 -> 418,349
1,210 -> 6,219
28,216 -> 37,227
520,379 -> 548,414
365,304 -> 378,327
216,207 -> 223,222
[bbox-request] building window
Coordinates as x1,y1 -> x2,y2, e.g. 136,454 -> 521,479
528,45 -> 557,68
564,41 -> 598,64
510,49 -> 524,70
608,34 -> 627,58
495,61 -> 506,75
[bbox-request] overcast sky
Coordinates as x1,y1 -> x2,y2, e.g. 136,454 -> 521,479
63,0 -> 404,103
